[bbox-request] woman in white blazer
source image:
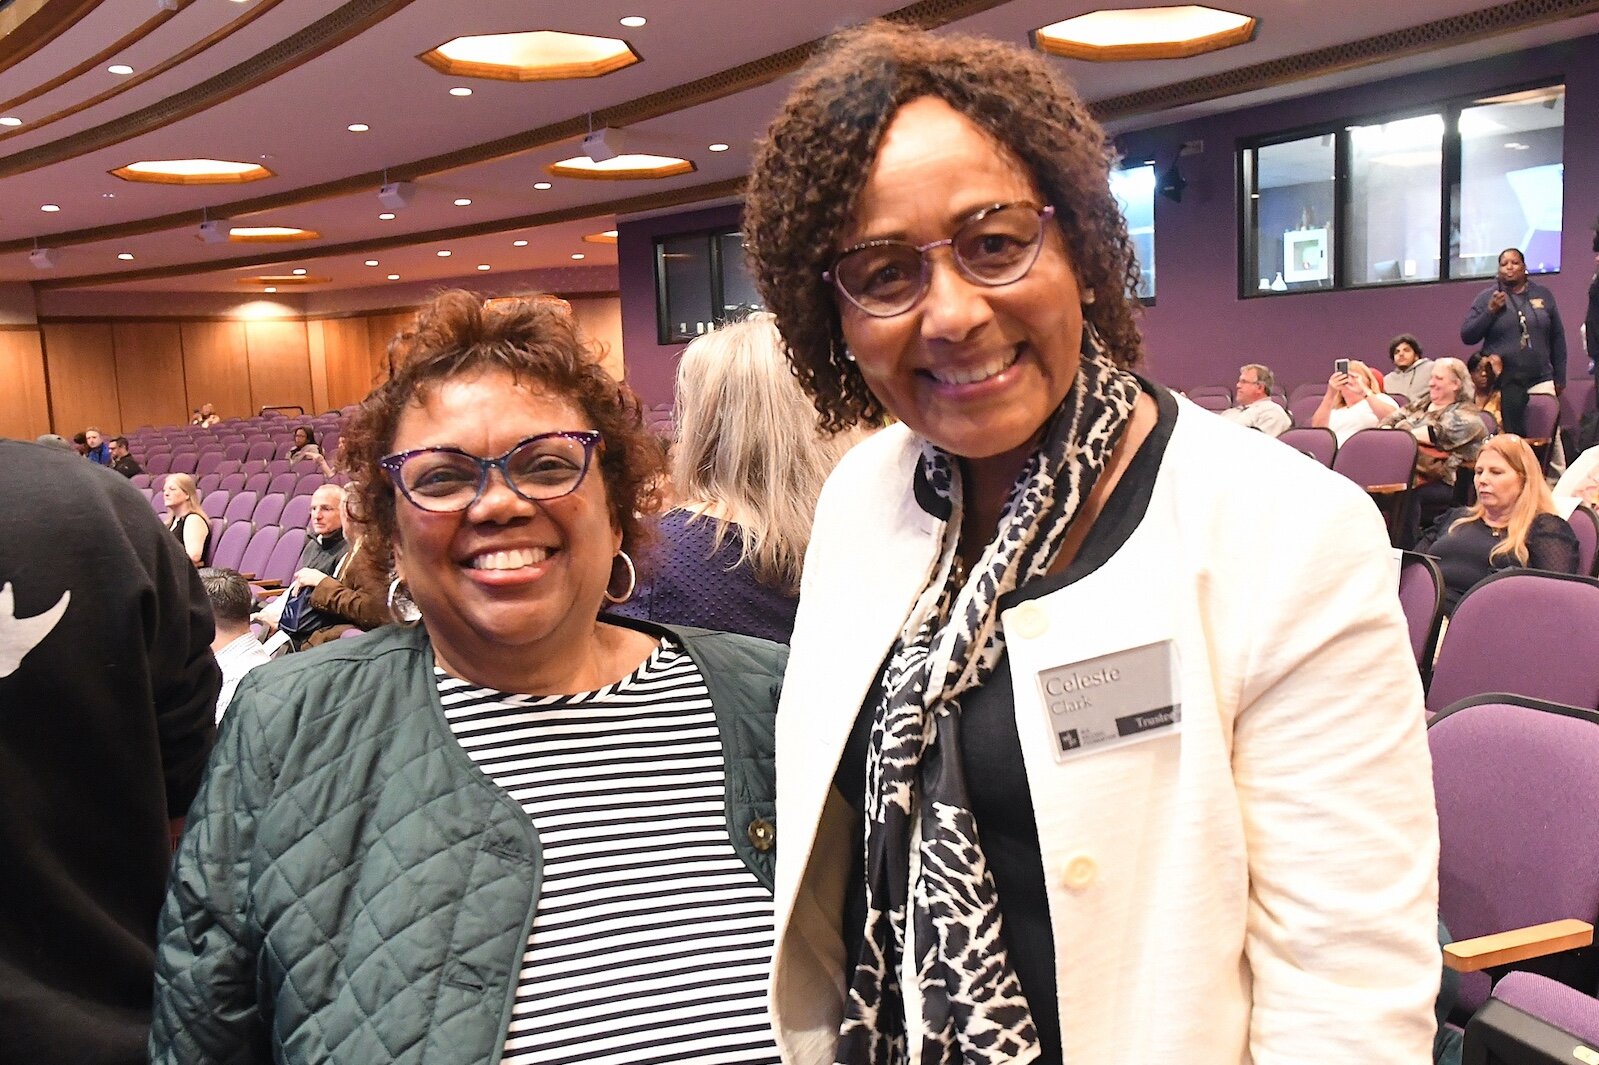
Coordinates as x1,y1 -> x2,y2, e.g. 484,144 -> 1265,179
741,22 -> 1440,1065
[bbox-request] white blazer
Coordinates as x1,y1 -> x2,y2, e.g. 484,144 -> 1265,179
771,396 -> 1440,1064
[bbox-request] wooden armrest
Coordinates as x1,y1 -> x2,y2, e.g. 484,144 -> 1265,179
1366,484 -> 1408,495
1443,918 -> 1593,972
251,579 -> 284,591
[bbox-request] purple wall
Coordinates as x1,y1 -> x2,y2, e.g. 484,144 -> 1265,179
618,34 -> 1599,403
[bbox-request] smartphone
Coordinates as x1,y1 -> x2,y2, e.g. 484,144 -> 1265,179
1334,358 -> 1350,376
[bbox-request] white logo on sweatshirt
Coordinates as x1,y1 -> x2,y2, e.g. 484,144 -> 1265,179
0,582 -> 71,679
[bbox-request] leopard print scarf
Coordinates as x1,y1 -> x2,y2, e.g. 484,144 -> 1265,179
836,343 -> 1141,1065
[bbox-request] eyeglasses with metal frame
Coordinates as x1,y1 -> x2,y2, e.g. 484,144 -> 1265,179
380,430 -> 604,513
823,202 -> 1056,318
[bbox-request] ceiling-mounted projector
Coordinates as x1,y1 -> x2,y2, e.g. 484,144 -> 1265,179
378,181 -> 416,210
29,248 -> 56,269
581,128 -> 623,163
197,219 -> 230,243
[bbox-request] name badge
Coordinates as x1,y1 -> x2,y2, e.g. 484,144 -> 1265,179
1035,640 -> 1181,762
1531,298 -> 1546,309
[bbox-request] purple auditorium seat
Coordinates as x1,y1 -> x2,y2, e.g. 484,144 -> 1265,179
219,472 -> 247,494
223,443 -> 249,462
206,517 -> 225,564
265,459 -> 292,477
1191,393 -> 1231,413
1288,382 -> 1325,404
245,442 -> 275,464
214,459 -> 242,477
267,472 -> 297,496
1286,395 -> 1323,428
1397,551 -> 1444,675
1467,970 -> 1599,1054
148,491 -> 163,511
1276,427 -> 1336,468
252,493 -> 286,527
1567,504 -> 1599,578
279,495 -> 312,532
1427,570 -> 1599,714
260,529 -> 307,586
144,453 -> 173,476
1332,428 -> 1416,543
195,452 -> 225,478
149,473 -> 168,495
1430,695 -> 1599,1026
1478,409 -> 1499,437
130,473 -> 151,489
209,521 -> 254,571
1188,385 -> 1231,404
272,441 -> 297,461
168,453 -> 199,476
243,472 -> 271,495
1525,393 -> 1561,468
197,474 -> 222,496
221,492 -> 258,524
292,472 -> 325,497
204,490 -> 230,520
237,525 -> 280,580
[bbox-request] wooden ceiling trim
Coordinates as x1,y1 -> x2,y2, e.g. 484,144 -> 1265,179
0,0 -> 421,180
0,0 -> 291,140
0,0 -> 106,76
1092,0 -> 1599,120
35,176 -> 747,289
0,0 -> 1013,255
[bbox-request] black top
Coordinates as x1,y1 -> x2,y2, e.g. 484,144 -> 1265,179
1416,507 -> 1581,613
167,510 -> 210,562
1586,268 -> 1598,381
112,454 -> 143,478
0,442 -> 218,1064
835,380 -> 1177,1065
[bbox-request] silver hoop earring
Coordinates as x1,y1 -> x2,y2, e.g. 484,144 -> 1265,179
604,550 -> 637,604
842,346 -> 856,363
1081,287 -> 1096,305
387,576 -> 421,627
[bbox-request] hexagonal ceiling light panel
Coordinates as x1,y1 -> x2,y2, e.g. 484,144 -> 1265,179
111,159 -> 275,185
1033,6 -> 1257,61
420,30 -> 640,81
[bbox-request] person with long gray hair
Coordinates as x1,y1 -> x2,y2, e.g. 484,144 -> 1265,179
613,312 -> 861,643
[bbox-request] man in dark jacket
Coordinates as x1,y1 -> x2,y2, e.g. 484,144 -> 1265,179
0,440 -> 219,1065
109,435 -> 144,477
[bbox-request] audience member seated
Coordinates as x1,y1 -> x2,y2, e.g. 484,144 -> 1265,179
151,290 -> 785,1064
1310,359 -> 1399,444
282,486 -> 390,648
1218,362 -> 1290,436
70,432 -> 87,456
109,435 -> 143,478
613,313 -> 860,643
162,473 -> 209,566
1380,356 -> 1487,538
1555,442 -> 1599,507
1384,333 -> 1434,404
83,426 -> 111,466
1415,434 -> 1579,614
1468,351 -> 1503,426
190,403 -> 220,428
197,567 -> 271,719
298,483 -> 348,571
287,424 -> 334,476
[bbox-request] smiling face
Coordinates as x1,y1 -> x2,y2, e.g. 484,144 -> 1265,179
1498,249 -> 1527,288
1474,447 -> 1524,519
1428,363 -> 1460,407
387,369 -> 620,679
836,96 -> 1082,489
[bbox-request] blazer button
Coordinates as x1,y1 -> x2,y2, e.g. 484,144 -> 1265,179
1062,853 -> 1097,890
1009,602 -> 1048,639
747,817 -> 776,852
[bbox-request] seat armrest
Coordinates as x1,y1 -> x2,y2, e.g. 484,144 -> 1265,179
1442,919 -> 1594,972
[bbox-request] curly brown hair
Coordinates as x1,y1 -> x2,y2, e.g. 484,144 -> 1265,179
338,290 -> 665,565
742,21 -> 1144,431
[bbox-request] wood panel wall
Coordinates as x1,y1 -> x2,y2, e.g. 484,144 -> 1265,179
6,296 -> 622,439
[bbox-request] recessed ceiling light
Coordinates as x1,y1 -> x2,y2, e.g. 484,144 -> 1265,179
347,123 -> 369,132
387,273 -> 400,280
102,192 -> 115,198
620,15 -> 647,27
107,64 -> 134,76
117,253 -> 134,260
40,204 -> 59,212
1033,6 -> 1257,61
546,154 -> 695,180
228,226 -> 320,242
112,158 -> 275,184
453,198 -> 472,206
513,239 -> 529,247
477,264 -> 491,271
364,259 -> 379,266
421,30 -> 640,82
265,287 -> 277,293
708,143 -> 730,152
570,253 -> 585,260
292,268 -> 307,275
436,250 -> 451,257
0,117 -> 21,126
449,86 -> 473,97
378,212 -> 396,220
533,181 -> 552,190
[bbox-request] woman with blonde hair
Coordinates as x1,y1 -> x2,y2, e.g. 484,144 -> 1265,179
614,312 -> 859,643
1416,433 -> 1579,613
1310,359 -> 1399,444
161,473 -> 209,565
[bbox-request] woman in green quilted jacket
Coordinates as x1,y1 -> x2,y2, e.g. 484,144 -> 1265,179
151,291 -> 786,1065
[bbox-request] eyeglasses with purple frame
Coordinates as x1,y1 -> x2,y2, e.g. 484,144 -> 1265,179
380,430 -> 603,513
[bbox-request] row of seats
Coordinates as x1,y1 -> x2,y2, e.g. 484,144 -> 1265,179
205,522 -> 306,586
141,488 -> 318,533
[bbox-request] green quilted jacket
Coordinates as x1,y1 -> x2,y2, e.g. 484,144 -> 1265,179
150,618 -> 784,1064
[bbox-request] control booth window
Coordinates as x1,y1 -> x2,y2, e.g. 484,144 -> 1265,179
1109,162 -> 1156,303
1239,81 -> 1563,297
654,229 -> 764,344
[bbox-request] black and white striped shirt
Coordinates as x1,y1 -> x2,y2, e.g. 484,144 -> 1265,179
437,640 -> 780,1065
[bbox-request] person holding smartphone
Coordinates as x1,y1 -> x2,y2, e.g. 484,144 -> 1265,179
1460,247 -> 1566,436
1311,358 -> 1399,444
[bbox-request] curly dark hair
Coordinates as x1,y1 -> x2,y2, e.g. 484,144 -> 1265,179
742,21 -> 1144,431
339,290 -> 665,566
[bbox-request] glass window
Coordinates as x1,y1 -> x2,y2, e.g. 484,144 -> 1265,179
1247,135 -> 1335,294
716,232 -> 764,320
1109,163 -> 1156,301
1348,113 -> 1443,285
656,235 -> 715,344
1451,85 -> 1565,278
